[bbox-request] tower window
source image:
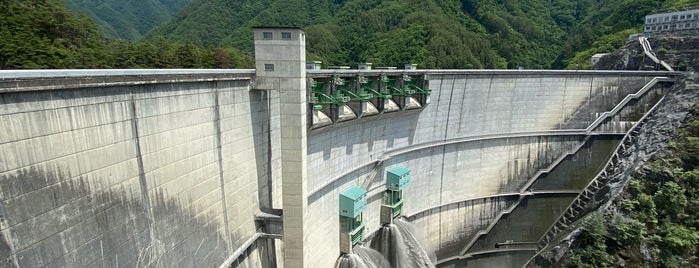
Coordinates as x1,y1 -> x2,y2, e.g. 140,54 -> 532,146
264,64 -> 275,71
282,32 -> 292,40
263,32 -> 273,40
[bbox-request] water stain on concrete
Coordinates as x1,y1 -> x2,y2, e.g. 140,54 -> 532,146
0,167 -> 237,268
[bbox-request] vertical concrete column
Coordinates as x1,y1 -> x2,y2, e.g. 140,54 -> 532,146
253,27 -> 308,268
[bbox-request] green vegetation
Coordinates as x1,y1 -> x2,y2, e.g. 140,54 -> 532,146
146,0 -> 698,69
63,0 -> 191,40
565,102 -> 699,267
0,0 -> 252,69
5,0 -> 698,69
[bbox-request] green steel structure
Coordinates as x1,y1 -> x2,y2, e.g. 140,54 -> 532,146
382,166 -> 411,223
308,72 -> 430,117
339,186 -> 368,250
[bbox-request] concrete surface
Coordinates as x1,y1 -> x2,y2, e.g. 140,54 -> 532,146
0,69 -> 675,268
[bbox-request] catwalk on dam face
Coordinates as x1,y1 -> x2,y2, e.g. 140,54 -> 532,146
436,136 -> 623,267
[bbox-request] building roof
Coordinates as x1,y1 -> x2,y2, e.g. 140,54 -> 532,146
388,166 -> 410,177
252,26 -> 304,30
648,7 -> 699,15
340,186 -> 366,201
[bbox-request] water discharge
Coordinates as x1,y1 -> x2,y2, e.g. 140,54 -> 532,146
370,217 -> 436,268
335,245 -> 390,268
335,217 -> 436,268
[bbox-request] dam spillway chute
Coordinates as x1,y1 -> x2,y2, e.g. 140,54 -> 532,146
358,74 -> 399,114
350,101 -> 379,118
386,73 -> 431,111
337,104 -> 358,122
307,71 -> 431,129
348,75 -> 379,118
311,107 -> 332,129
403,97 -> 422,110
309,76 -> 372,128
382,98 -> 401,113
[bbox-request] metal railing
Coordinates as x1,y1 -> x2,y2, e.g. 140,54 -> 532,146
639,37 -> 675,72
523,83 -> 670,267
439,76 -> 673,263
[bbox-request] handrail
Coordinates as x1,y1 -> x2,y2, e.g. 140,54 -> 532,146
447,76 -> 673,261
639,37 -> 675,72
462,248 -> 538,259
584,77 -> 673,132
450,136 -> 592,260
307,130 -> 591,200
406,190 -> 580,220
0,70 -> 255,93
307,69 -> 678,77
308,77 -> 674,200
523,88 -> 669,267
218,233 -> 262,268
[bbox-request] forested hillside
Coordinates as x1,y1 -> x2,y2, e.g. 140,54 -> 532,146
0,0 -> 252,69
560,74 -> 699,267
3,0 -> 697,69
147,0 -> 699,69
63,0 -> 191,40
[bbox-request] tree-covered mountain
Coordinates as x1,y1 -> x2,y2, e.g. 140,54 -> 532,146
0,0 -> 104,68
146,0 -> 698,69
6,0 -> 697,69
0,0 -> 252,69
63,0 -> 192,40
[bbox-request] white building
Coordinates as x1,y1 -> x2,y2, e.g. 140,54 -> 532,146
644,7 -> 699,36
591,53 -> 609,66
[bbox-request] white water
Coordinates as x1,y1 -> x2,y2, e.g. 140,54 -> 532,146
370,217 -> 436,268
335,245 -> 390,268
336,217 -> 436,268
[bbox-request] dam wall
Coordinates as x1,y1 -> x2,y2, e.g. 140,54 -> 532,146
304,70 -> 672,267
0,70 -> 274,267
0,68 -> 676,268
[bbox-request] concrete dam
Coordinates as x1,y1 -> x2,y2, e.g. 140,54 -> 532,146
0,28 -> 679,268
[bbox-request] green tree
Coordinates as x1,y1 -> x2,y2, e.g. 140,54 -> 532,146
0,0 -> 104,69
174,43 -> 201,68
659,222 -> 698,257
654,181 -> 688,221
567,213 -> 613,267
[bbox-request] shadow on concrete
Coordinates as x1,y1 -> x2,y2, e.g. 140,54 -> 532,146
306,109 -> 422,161
248,89 -> 274,213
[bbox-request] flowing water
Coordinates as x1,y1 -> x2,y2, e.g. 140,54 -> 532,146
370,217 -> 436,268
335,217 -> 436,268
335,245 -> 390,268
